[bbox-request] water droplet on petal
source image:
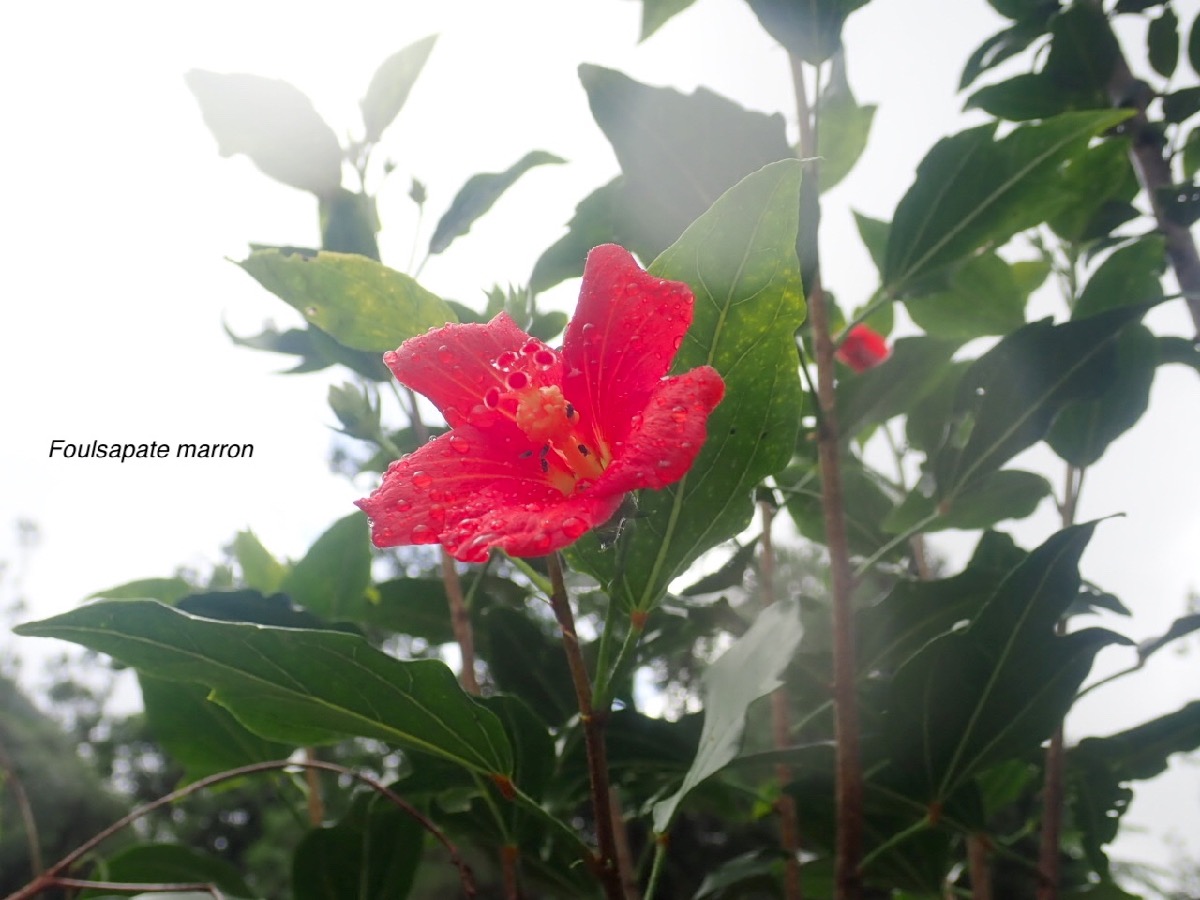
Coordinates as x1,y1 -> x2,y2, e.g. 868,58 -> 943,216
681,441 -> 693,450
411,471 -> 434,488
561,516 -> 588,538
630,414 -> 643,430
411,524 -> 432,537
495,350 -> 519,370
657,459 -> 672,469
582,322 -> 595,333
671,405 -> 688,423
449,435 -> 471,454
531,532 -> 552,551
437,345 -> 455,364
673,335 -> 684,350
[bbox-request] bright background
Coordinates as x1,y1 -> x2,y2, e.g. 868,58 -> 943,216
1,0 -> 1197,881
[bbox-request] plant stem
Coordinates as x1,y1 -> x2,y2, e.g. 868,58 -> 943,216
1037,464 -> 1085,900
790,52 -> 864,900
610,786 -> 641,899
2,759 -> 475,900
760,500 -> 803,900
302,747 -> 325,825
442,552 -> 480,694
1093,2 -> 1200,339
0,738 -> 42,878
967,834 -> 993,900
546,552 -> 623,900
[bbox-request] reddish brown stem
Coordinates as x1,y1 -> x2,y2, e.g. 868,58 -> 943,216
761,501 -> 803,900
790,52 -> 864,899
967,834 -> 994,900
302,746 -> 325,826
546,552 -> 623,900
2,759 -> 475,900
609,786 -> 641,899
1095,5 -> 1200,339
442,551 -> 480,694
501,844 -> 520,900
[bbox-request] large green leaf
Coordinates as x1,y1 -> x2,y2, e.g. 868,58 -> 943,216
1073,237 -> 1166,319
904,252 -> 1032,340
530,179 -> 630,292
480,607 -> 576,727
293,793 -> 424,900
1043,3 -> 1119,93
231,530 -> 286,595
836,336 -> 959,437
576,65 -> 791,262
280,512 -> 371,621
79,844 -> 254,899
652,597 -> 803,832
884,468 -> 1052,534
930,304 -> 1146,501
815,52 -> 876,192
360,35 -> 437,143
638,0 -> 699,38
1046,323 -> 1158,467
883,110 -> 1131,294
429,150 -> 565,255
239,250 -> 455,353
16,601 -> 512,778
960,10 -> 1056,90
139,675 -> 292,782
185,71 -> 342,196
742,0 -> 870,64
571,160 -> 806,610
1067,701 -> 1200,878
883,524 -> 1127,801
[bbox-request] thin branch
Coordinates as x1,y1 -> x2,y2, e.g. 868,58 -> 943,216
1095,7 -> 1200,339
546,552 -> 623,900
53,878 -> 224,897
790,52 -> 864,900
0,738 -> 42,878
302,747 -> 325,826
610,786 -> 641,900
760,500 -> 803,900
2,758 -> 475,900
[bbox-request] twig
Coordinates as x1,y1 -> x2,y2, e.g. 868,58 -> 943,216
53,878 -> 224,897
302,747 -> 325,825
790,52 -> 864,900
0,737 -> 42,878
1093,2 -> 1200,339
760,500 -> 803,900
609,786 -> 640,900
545,552 -> 623,900
1036,464 -> 1085,900
2,758 -> 476,900
967,834 -> 993,900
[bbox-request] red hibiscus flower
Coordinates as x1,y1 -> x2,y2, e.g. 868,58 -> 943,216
835,324 -> 890,372
356,244 -> 725,563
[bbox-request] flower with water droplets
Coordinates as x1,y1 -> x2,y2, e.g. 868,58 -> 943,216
835,324 -> 890,373
356,244 -> 725,562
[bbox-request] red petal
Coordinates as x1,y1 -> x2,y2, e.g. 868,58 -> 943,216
356,427 -> 624,563
595,365 -> 725,495
562,245 -> 696,449
836,325 -> 890,373
384,313 -> 532,427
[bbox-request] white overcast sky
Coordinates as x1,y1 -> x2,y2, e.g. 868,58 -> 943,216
1,0 -> 1197,881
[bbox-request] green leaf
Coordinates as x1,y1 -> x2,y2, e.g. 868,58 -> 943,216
1047,138 -> 1139,243
176,589 -> 351,631
319,188 -> 380,259
930,305 -> 1145,500
884,111 -> 1131,294
837,336 -> 959,437
1068,701 -> 1200,877
1191,10 -> 1200,76
16,600 -> 512,777
1044,3 -> 1119,93
780,452 -> 901,560
577,65 -> 792,261
858,530 -> 1027,673
280,512 -> 371,621
428,151 -> 565,255
1137,612 -> 1200,663
360,35 -> 437,143
1157,181 -> 1200,225
293,793 -> 424,900
967,72 -> 1089,122
1158,334 -> 1200,375
571,160 -> 807,611
1163,86 -> 1200,123
652,597 -> 803,832
1047,323 -> 1158,467
89,577 -> 192,604
853,211 -> 889,274
231,530 -> 286,595
365,573 -> 526,643
905,252 -> 1030,340
238,249 -> 455,352
185,70 -> 342,195
1148,6 -> 1180,78
884,468 -> 1052,534
480,607 -> 576,727
816,52 -> 876,192
1184,127 -> 1200,180
884,523 -> 1126,801
742,0 -> 870,64
960,13 -> 1056,90
530,179 -> 629,292
78,844 -> 254,899
139,675 -> 292,781
638,0 -> 699,39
